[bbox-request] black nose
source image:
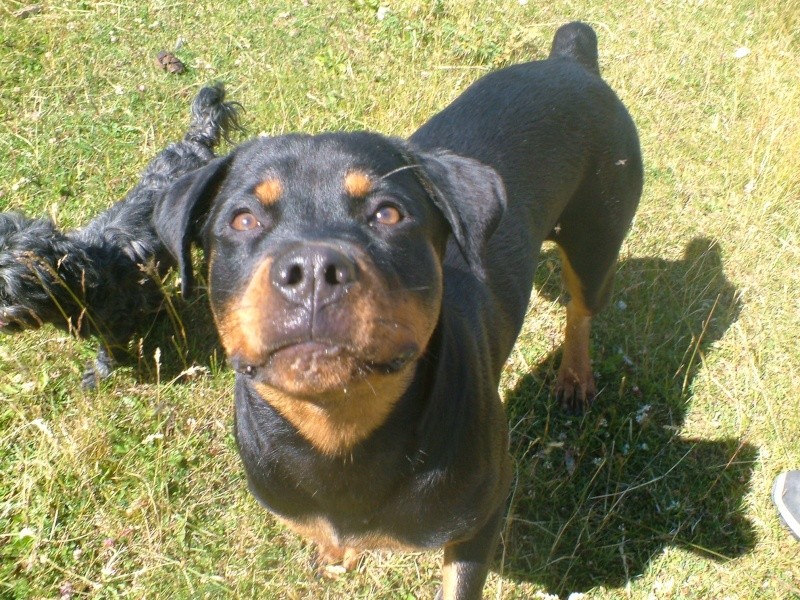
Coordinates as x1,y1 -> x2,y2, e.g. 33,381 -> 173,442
270,244 -> 357,308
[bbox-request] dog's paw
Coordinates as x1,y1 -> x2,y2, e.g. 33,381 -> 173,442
81,352 -> 115,390
312,544 -> 361,578
555,369 -> 596,414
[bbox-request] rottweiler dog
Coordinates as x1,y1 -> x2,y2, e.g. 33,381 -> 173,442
154,22 -> 642,600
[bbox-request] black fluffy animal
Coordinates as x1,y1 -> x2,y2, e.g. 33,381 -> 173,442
0,84 -> 241,386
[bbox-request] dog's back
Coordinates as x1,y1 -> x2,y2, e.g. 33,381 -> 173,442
410,22 -> 642,404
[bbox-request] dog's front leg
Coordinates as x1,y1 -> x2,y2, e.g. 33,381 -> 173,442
435,508 -> 504,600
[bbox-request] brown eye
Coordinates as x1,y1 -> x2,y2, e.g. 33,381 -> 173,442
371,205 -> 403,226
231,212 -> 260,231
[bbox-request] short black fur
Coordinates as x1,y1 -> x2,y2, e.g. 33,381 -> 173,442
155,22 -> 642,599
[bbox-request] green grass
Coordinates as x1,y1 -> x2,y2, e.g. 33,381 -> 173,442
1,0 -> 799,598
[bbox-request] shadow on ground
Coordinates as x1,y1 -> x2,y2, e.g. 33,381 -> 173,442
126,275 -> 224,384
500,237 -> 756,594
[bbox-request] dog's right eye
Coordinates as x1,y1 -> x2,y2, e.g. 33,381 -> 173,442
230,212 -> 261,231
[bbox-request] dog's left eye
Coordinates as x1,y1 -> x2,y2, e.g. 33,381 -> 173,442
370,204 -> 403,227
231,212 -> 261,231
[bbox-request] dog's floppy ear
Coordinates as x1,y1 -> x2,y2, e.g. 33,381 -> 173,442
412,148 -> 507,278
154,154 -> 231,297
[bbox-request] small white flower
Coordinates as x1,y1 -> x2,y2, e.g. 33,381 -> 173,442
635,404 -> 652,424
142,432 -> 164,445
101,564 -> 116,578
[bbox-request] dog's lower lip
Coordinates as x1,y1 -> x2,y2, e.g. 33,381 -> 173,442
364,349 -> 416,374
234,342 -> 417,378
234,341 -> 343,377
271,340 -> 344,359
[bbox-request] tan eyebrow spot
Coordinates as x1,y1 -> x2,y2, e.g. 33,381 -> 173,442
344,170 -> 373,198
254,178 -> 283,206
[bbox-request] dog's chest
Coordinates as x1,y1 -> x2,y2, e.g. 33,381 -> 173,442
233,379 -> 481,550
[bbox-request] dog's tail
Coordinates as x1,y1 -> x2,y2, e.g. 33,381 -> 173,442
184,83 -> 243,148
548,22 -> 600,75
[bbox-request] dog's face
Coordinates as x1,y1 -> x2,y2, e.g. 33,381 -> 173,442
0,213 -> 68,333
155,131 -> 505,447
205,134 -> 451,397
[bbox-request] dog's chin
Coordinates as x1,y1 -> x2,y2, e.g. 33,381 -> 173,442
234,341 -> 418,398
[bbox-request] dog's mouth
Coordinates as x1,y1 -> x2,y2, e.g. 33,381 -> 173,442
232,340 -> 419,397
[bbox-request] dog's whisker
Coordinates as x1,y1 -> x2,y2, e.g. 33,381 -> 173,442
378,163 -> 422,181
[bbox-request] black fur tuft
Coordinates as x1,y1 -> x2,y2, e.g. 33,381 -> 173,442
0,84 -> 242,386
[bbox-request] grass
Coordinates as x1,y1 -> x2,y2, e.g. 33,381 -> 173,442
1,0 -> 799,598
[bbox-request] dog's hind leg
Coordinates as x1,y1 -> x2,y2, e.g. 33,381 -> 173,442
552,149 -> 641,413
554,249 -> 603,412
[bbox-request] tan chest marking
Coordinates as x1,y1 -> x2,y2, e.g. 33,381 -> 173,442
276,514 -> 423,555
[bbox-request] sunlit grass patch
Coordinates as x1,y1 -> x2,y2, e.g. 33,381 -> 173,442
2,0 -> 799,598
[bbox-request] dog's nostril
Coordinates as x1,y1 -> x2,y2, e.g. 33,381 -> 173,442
324,264 -> 347,286
284,264 -> 304,286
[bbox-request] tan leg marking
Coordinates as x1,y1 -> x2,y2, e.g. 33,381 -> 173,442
440,554 -> 459,600
556,250 -> 597,411
314,543 -> 362,577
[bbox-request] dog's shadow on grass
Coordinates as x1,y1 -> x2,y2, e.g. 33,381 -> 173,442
501,237 -> 756,594
126,279 -> 224,385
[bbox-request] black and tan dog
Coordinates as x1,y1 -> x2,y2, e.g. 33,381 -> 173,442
155,22 -> 642,599
0,84 -> 240,386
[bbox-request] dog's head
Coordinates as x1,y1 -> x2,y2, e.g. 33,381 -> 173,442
154,132 -> 505,446
0,212 -> 86,333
